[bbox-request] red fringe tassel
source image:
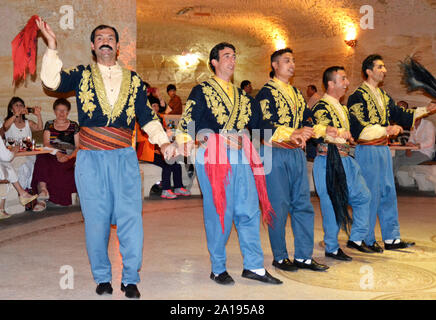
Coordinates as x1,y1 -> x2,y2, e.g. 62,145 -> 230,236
11,15 -> 40,83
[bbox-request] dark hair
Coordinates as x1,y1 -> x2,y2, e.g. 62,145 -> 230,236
90,25 -> 119,43
240,80 -> 251,89
322,66 -> 345,90
53,98 -> 71,111
208,42 -> 236,74
270,48 -> 293,78
167,84 -> 176,93
307,84 -> 317,92
362,54 -> 383,79
6,96 -> 26,121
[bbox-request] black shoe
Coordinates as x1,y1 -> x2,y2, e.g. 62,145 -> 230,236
272,258 -> 298,272
96,282 -> 113,295
366,241 -> 384,253
384,240 -> 415,250
241,269 -> 282,284
293,259 -> 329,271
347,240 -> 373,253
325,248 -> 352,261
210,271 -> 235,285
121,283 -> 140,299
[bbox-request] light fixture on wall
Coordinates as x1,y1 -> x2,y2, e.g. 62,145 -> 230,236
176,52 -> 200,70
344,39 -> 357,48
344,22 -> 358,48
272,31 -> 287,50
274,38 -> 287,50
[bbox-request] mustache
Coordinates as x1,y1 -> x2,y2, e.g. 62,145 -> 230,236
99,45 -> 113,51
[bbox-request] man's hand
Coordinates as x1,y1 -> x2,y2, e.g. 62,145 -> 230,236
425,101 -> 436,114
338,130 -> 354,143
160,142 -> 177,160
293,126 -> 314,141
36,17 -> 57,50
289,131 -> 306,149
386,125 -> 403,137
177,140 -> 194,157
325,126 -> 339,138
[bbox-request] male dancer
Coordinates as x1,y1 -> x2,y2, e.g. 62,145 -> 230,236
176,42 -> 289,285
37,18 -> 173,298
255,48 -> 329,272
347,54 -> 436,252
311,66 -> 372,261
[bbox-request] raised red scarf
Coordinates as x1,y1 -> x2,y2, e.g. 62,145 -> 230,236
204,133 -> 275,233
11,15 -> 40,83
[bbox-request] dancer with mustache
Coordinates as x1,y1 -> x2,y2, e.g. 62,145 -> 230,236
311,66 -> 372,261
347,54 -> 436,252
37,18 -> 175,298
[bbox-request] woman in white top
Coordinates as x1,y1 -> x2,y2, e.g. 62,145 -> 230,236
0,137 -> 38,218
2,97 -> 43,191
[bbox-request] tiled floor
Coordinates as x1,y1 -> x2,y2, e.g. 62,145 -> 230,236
0,196 -> 435,300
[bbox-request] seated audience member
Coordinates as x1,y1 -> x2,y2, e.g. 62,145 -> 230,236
147,87 -> 168,114
393,117 -> 435,175
3,97 -> 43,193
30,98 -> 80,211
136,104 -> 190,199
166,84 -> 183,115
240,80 -> 253,96
0,137 -> 38,218
306,84 -> 321,109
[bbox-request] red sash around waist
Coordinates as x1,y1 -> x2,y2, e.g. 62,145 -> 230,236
357,136 -> 389,146
262,139 -> 301,149
79,127 -> 133,150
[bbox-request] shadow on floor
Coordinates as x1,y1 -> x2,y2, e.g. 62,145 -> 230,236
0,202 -> 82,231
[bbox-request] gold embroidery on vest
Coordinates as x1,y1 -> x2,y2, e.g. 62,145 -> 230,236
268,80 -> 306,127
349,102 -> 370,127
64,66 -> 79,75
90,64 -> 132,125
260,99 -> 272,120
314,109 -> 330,127
322,100 -> 350,131
202,82 -> 229,126
177,99 -> 196,133
78,69 -> 97,118
236,93 -> 251,130
360,84 -> 385,124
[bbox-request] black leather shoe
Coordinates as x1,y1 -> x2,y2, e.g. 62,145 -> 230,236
121,283 -> 140,299
347,240 -> 373,253
325,248 -> 352,261
384,240 -> 415,250
241,269 -> 282,284
272,258 -> 298,272
293,259 -> 329,271
366,241 -> 384,253
96,282 -> 113,295
210,271 -> 235,285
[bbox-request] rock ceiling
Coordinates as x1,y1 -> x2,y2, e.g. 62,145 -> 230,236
137,0 -> 361,42
137,0 -> 436,45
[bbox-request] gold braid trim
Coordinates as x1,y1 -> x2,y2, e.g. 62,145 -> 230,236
90,64 -> 132,125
